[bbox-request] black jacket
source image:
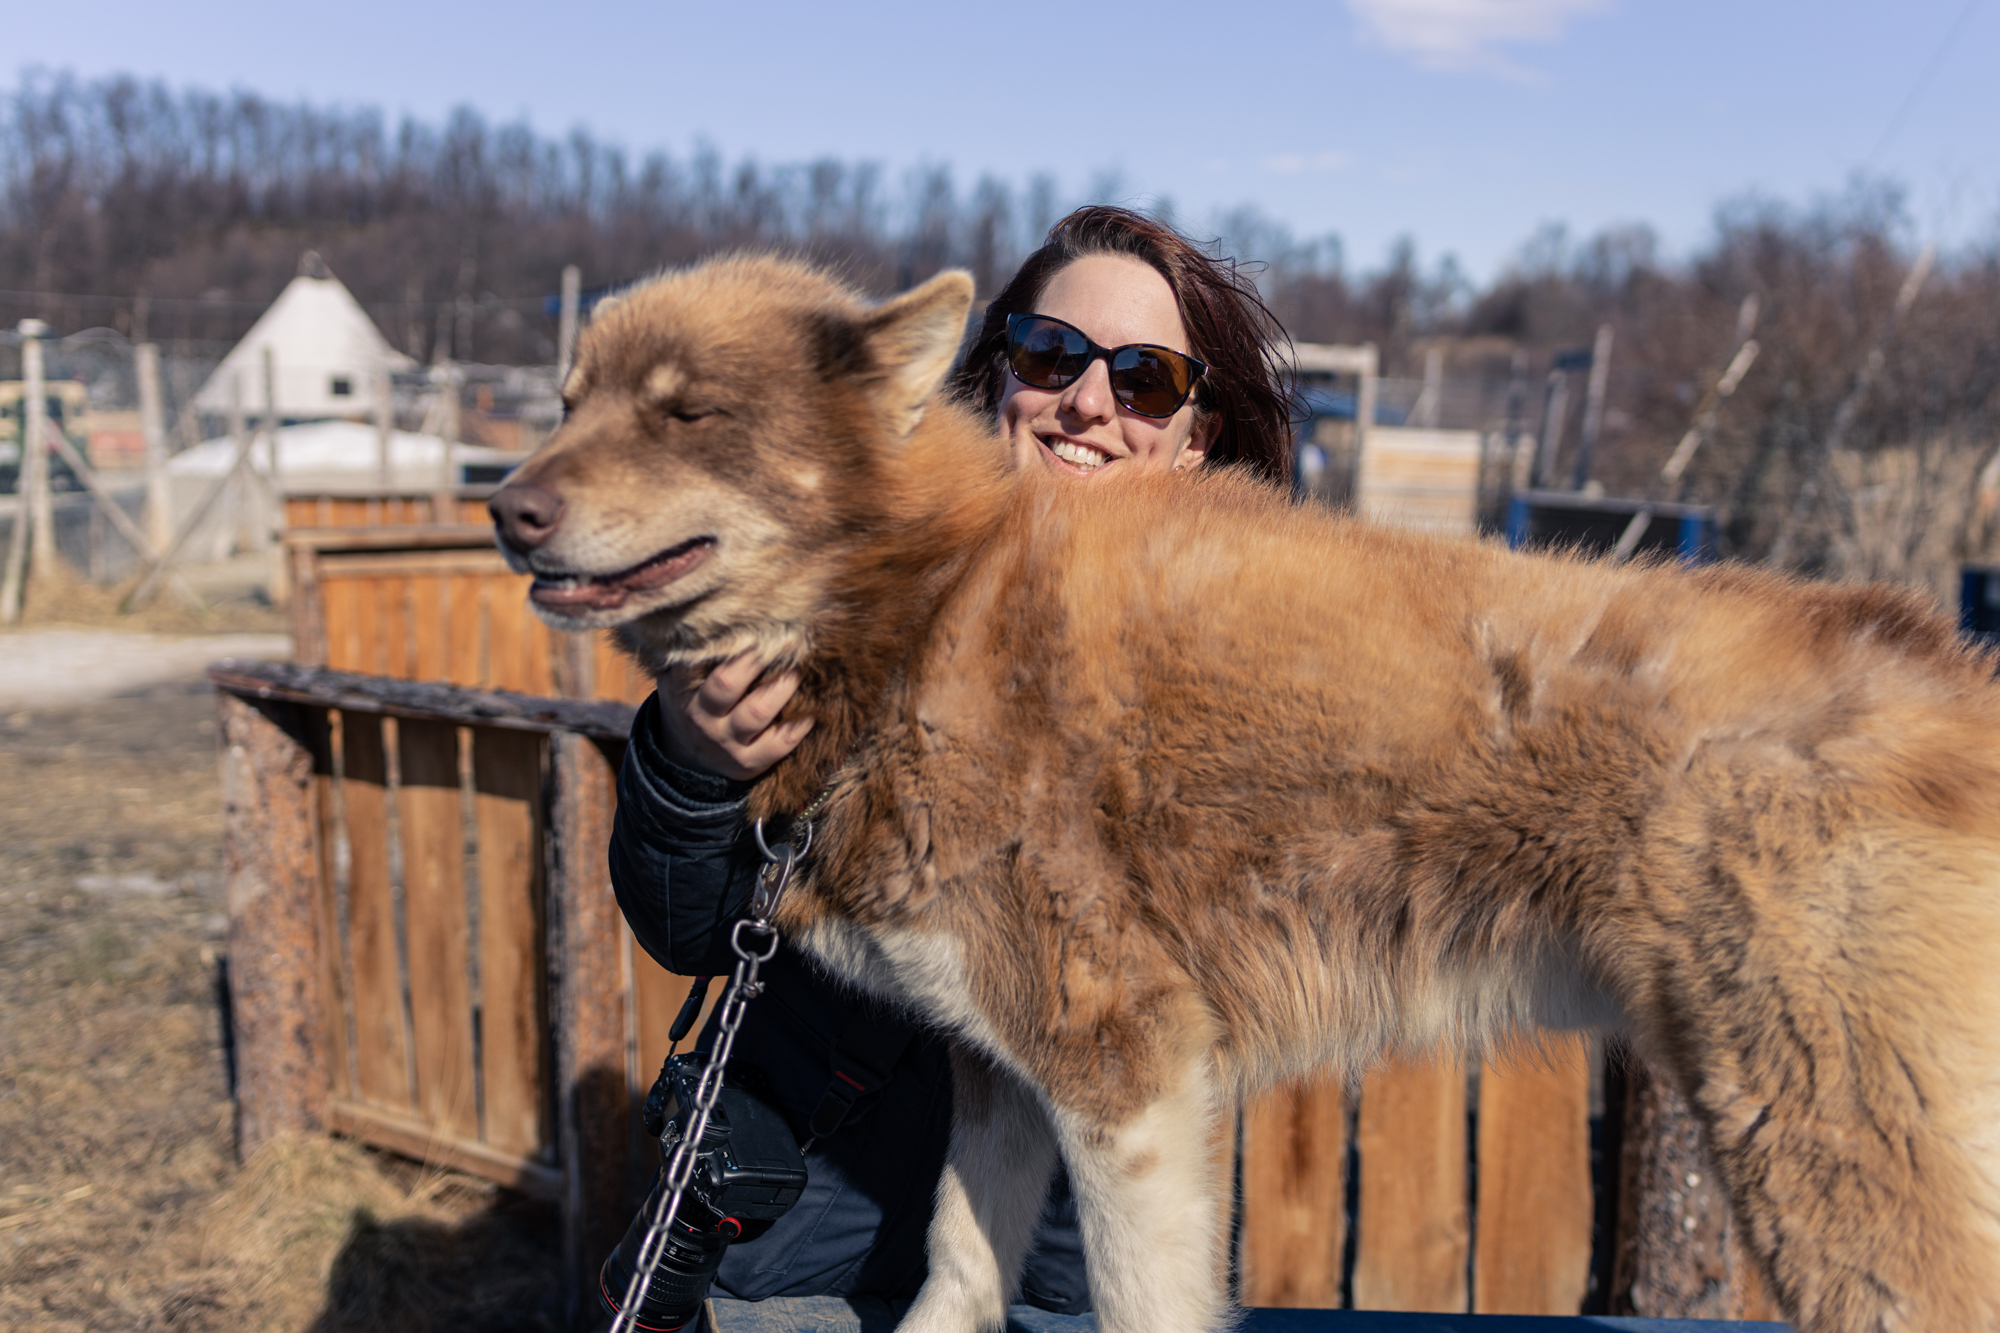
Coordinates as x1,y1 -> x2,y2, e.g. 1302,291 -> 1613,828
609,693 -> 1090,1310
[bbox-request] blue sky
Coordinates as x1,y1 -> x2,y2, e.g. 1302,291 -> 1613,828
13,0 -> 1999,282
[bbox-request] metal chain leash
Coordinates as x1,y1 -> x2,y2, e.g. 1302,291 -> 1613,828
608,815 -> 812,1333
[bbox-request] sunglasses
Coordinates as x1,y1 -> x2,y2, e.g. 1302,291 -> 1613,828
1004,313 -> 1207,419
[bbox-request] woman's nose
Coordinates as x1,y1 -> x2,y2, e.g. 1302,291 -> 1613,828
1062,358 -> 1117,422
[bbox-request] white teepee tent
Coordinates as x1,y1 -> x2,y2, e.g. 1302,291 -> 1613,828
191,255 -> 415,419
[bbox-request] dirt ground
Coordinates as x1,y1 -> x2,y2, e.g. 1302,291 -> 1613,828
0,639 -> 565,1331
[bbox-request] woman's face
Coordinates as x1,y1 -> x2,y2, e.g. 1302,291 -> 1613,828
998,253 -> 1219,481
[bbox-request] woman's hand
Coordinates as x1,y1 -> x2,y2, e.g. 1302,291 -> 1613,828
655,652 -> 814,781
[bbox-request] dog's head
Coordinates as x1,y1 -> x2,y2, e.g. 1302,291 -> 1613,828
490,254 -> 976,669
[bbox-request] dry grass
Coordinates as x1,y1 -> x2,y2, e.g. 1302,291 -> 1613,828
0,679 -> 561,1332
1,564 -> 287,638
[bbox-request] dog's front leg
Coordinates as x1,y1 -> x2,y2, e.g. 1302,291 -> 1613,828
900,1045 -> 1059,1333
1052,1057 -> 1229,1333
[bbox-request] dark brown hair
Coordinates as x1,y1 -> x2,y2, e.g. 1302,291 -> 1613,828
948,205 -> 1296,485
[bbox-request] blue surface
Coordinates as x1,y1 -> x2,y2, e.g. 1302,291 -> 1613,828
1239,1312 -> 1789,1332
705,1298 -> 1790,1332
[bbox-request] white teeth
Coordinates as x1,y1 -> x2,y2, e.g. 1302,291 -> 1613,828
1048,438 -> 1108,470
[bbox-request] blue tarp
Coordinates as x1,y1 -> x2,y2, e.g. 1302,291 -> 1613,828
705,1298 -> 1790,1332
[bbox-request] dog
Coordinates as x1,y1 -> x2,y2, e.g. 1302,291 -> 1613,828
491,254 -> 2000,1333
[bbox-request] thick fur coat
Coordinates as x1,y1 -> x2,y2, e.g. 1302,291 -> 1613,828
492,255 -> 2000,1333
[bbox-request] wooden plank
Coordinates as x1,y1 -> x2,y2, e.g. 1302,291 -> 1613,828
209,661 -> 636,741
631,938 -> 692,1097
289,546 -> 325,666
1474,1038 -> 1593,1314
473,727 -> 550,1159
328,1099 -> 560,1199
338,710 -> 413,1113
447,573 -> 485,688
1353,1052 -> 1469,1313
551,731 -> 635,1321
1615,1062 -> 1779,1320
321,576 -> 363,674
485,572 -> 552,694
409,576 -> 448,682
285,523 -> 496,553
396,719 -> 479,1140
216,693 -> 330,1158
482,572 -> 529,692
458,497 -> 490,524
1239,1077 -> 1346,1307
315,548 -> 514,578
520,590 -> 558,696
305,707 -> 353,1104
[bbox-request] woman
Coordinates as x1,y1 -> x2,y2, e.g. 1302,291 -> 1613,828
609,205 -> 1294,1314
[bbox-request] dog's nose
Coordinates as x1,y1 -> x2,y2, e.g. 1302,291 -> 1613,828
490,482 -> 564,552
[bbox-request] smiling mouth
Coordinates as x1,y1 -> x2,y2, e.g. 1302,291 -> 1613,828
529,536 -> 716,614
1039,435 -> 1112,473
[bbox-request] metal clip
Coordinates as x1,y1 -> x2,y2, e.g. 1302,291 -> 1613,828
749,816 -> 812,923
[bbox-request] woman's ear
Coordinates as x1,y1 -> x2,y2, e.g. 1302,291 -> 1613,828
1176,411 -> 1221,471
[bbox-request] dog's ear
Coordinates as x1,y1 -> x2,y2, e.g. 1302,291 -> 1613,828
861,269 -> 975,438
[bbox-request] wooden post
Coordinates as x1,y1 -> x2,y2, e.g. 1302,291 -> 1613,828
374,368 -> 394,488
227,372 -> 247,558
1354,343 -> 1379,472
1613,1062 -> 1777,1321
557,265 -> 582,386
264,347 -> 290,605
138,341 -> 173,553
550,729 -> 633,1321
435,361 -> 461,523
1412,345 -> 1443,428
0,326 -> 31,623
1570,324 -> 1615,491
1502,347 -> 1529,495
1534,370 -> 1570,492
263,345 -> 281,498
217,691 -> 332,1158
24,320 -> 57,585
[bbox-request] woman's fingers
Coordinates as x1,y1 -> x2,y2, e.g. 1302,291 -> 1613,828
656,652 -> 813,780
725,669 -> 802,744
693,651 -> 766,716
728,714 -> 815,777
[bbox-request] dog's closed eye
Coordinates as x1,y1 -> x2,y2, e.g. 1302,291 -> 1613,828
666,405 -> 719,424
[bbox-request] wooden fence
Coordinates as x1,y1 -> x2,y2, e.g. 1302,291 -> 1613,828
284,523 -> 653,705
218,515 -> 1777,1326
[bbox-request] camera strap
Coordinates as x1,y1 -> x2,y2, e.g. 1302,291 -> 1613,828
808,1013 -> 917,1145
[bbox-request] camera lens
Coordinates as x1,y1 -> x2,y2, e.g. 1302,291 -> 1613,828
598,1176 -> 732,1332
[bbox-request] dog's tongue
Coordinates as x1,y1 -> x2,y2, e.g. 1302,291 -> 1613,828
530,579 -> 632,612
529,538 -> 714,613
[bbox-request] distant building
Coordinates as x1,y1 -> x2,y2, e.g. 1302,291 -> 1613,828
190,255 -> 415,421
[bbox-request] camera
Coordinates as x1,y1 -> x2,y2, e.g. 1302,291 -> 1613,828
599,1052 -> 809,1331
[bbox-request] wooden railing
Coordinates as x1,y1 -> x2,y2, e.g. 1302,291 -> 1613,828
284,492 -> 493,530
